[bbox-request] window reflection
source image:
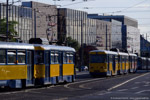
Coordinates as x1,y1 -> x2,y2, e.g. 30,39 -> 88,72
18,50 -> 26,64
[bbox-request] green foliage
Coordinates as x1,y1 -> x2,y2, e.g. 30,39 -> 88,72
66,37 -> 80,51
0,18 -> 18,41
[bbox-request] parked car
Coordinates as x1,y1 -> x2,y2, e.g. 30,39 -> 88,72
81,66 -> 88,71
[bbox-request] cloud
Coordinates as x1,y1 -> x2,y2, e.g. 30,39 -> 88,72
135,4 -> 150,8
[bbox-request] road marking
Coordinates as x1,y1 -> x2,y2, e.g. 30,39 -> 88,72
107,73 -> 149,91
53,97 -> 68,100
131,87 -> 138,89
134,82 -> 141,84
0,86 -> 52,95
98,91 -> 111,95
117,89 -> 128,92
135,90 -> 150,94
64,77 -> 105,89
143,81 -> 150,84
79,84 -> 91,89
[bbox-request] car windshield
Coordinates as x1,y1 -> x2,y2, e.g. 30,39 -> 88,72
90,54 -> 106,63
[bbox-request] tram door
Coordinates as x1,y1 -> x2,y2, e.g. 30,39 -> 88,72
112,55 -> 116,73
27,51 -> 34,83
120,56 -> 122,71
107,55 -> 110,72
59,52 -> 63,77
45,51 -> 50,80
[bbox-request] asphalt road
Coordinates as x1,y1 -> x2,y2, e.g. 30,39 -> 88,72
0,70 -> 150,100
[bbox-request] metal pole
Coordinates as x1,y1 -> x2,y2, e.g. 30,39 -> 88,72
34,9 -> 36,38
106,25 -> 107,50
6,0 -> 9,42
146,33 -> 148,71
80,20 -> 84,71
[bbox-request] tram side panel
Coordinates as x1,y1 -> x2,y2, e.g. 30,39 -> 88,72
0,49 -> 35,88
89,51 -> 118,77
62,52 -> 75,82
49,51 -> 60,84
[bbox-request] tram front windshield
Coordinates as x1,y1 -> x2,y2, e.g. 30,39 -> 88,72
90,54 -> 106,63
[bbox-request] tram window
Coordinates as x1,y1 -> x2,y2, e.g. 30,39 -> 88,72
51,53 -> 55,64
55,53 -> 59,63
109,55 -> 112,62
63,53 -> 67,63
115,56 -> 118,62
67,54 -> 70,63
7,50 -> 16,64
69,54 -> 74,63
17,50 -> 26,64
35,51 -> 44,64
59,52 -> 62,64
126,57 -> 128,62
122,57 -> 124,62
45,51 -> 49,64
90,54 -> 106,63
0,50 -> 6,64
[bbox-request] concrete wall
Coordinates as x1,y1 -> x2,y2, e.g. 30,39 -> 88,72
122,25 -> 140,55
111,20 -> 122,49
58,8 -> 87,45
22,1 -> 57,43
96,20 -> 112,50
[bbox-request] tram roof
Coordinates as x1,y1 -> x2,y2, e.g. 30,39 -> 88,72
128,53 -> 137,56
0,42 -> 34,50
118,52 -> 129,56
35,44 -> 76,52
141,57 -> 147,60
90,50 -> 118,55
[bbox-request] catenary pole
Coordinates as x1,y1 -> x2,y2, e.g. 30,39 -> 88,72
6,0 -> 9,42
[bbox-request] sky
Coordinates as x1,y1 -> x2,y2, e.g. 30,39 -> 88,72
1,0 -> 150,39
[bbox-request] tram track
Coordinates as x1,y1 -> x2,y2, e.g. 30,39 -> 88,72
0,71 -> 149,97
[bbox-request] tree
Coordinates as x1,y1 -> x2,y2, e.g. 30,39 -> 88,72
77,45 -> 98,67
0,18 -> 18,41
65,36 -> 80,51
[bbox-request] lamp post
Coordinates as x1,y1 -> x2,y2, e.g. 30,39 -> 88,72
34,9 -> 36,38
80,20 -> 83,71
106,24 -> 107,50
6,0 -> 9,42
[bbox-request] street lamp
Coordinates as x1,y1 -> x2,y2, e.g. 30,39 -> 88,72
6,0 -> 9,42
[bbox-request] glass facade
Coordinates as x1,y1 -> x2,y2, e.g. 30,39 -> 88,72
96,19 -> 112,50
65,9 -> 87,45
58,8 -> 100,46
0,3 -> 33,43
111,19 -> 122,49
86,18 -> 97,45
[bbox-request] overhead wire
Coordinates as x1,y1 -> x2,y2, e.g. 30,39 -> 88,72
101,0 -> 149,14
60,0 -> 95,7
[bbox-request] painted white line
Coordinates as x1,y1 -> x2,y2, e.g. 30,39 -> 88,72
143,81 -> 150,84
108,73 -> 149,91
79,84 -> 91,89
134,82 -> 141,84
98,91 -> 111,95
135,90 -> 150,94
131,87 -> 138,89
117,89 -> 128,92
0,86 -> 51,95
64,78 -> 105,89
28,91 -> 42,94
0,91 -> 24,95
53,97 -> 68,100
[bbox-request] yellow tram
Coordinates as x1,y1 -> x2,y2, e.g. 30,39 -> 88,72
0,42 -> 75,88
89,50 -> 137,77
89,50 -> 118,76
